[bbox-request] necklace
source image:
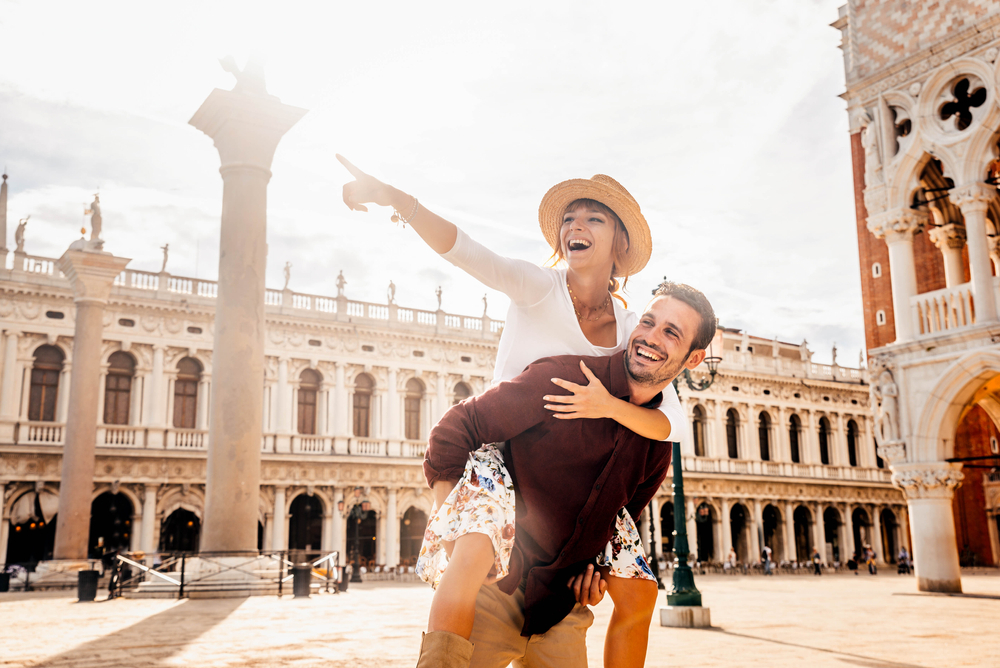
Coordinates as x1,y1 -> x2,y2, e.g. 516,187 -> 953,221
567,278 -> 611,322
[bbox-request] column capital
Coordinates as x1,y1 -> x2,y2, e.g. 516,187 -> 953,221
57,249 -> 131,305
867,209 -> 926,243
891,463 -> 964,499
951,183 -> 995,214
927,222 -> 967,251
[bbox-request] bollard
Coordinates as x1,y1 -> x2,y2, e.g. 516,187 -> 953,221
78,570 -> 99,602
292,563 -> 312,598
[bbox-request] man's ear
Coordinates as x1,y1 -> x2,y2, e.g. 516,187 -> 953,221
684,349 -> 707,370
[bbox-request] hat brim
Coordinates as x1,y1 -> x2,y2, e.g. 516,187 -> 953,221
538,178 -> 652,277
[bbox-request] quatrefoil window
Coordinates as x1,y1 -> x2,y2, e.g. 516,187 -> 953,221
939,78 -> 986,131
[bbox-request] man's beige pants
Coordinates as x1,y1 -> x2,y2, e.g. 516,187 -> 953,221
469,583 -> 594,668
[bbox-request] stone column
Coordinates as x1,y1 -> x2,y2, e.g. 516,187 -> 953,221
649,496 -> 661,556
333,363 -> 348,454
196,374 -> 211,431
953,184 -> 999,323
814,503 -> 827,564
805,411 -> 817,464
190,79 -> 306,553
843,503 -> 855,561
141,484 -> 158,553
898,505 -> 911,552
0,331 -> 20,441
784,501 -> 797,562
721,498 -> 732,559
0,481 -> 8,567
377,512 -> 387,564
56,364 -> 72,424
146,345 -> 166,447
894,464 -> 964,593
867,209 -> 924,342
321,512 -> 334,552
774,406 -> 787,463
872,505 -> 883,563
638,507 -> 652,553
386,487 -> 399,567
751,498 -> 763,562
272,485 -> 287,552
52,246 -> 130,560
927,223 -> 968,288
129,368 -> 145,426
435,372 -> 447,423
130,510 -> 142,552
275,357 -> 291,453
711,404 -> 725,459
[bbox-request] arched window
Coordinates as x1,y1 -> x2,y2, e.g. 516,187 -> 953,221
297,369 -> 321,435
847,420 -> 859,467
453,382 -> 472,406
405,378 -> 424,440
29,346 -> 64,422
789,414 -> 801,463
104,352 -> 135,425
726,408 -> 739,459
353,374 -> 374,437
173,357 -> 201,429
758,411 -> 771,461
818,416 -> 831,465
692,405 -> 707,457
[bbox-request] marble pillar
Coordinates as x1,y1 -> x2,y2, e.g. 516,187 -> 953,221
332,488 -> 344,558
0,330 -> 20,441
386,487 -> 398,567
815,503 -> 827,564
190,74 -> 306,553
895,464 -> 964,592
52,246 -> 130,560
649,497 -> 661,557
147,345 -> 166,448
872,505 -> 883,563
721,498 -> 732,560
272,486 -> 287,552
953,184 -> 999,323
927,223 -> 968,289
843,504 -> 855,561
867,210 -> 925,342
141,484 -> 158,553
784,501 -> 797,562
751,499 -> 763,562
0,481 -> 8,566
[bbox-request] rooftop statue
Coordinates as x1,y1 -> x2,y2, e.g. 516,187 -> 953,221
436,285 -> 443,310
283,261 -> 292,290
160,243 -> 169,273
336,270 -> 347,297
89,194 -> 102,241
387,280 -> 396,305
219,55 -> 269,97
14,215 -> 28,253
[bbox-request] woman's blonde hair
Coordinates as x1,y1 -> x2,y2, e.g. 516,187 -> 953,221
548,198 -> 631,307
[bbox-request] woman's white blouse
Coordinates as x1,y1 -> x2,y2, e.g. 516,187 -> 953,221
441,227 -> 686,442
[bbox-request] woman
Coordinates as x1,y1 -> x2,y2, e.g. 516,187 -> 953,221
338,155 -> 684,668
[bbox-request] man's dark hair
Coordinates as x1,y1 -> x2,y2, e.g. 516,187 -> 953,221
651,280 -> 717,353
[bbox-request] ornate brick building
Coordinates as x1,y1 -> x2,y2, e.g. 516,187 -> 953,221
833,2 -> 1000,591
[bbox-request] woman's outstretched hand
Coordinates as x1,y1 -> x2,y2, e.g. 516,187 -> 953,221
544,360 -> 615,420
337,154 -> 397,212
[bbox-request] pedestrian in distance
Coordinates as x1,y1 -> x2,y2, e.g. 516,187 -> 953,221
866,546 -> 878,575
897,547 -> 911,575
811,548 -> 822,576
762,545 -> 773,575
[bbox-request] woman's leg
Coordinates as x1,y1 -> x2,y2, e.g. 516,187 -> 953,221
602,572 -> 659,668
427,532 -> 496,639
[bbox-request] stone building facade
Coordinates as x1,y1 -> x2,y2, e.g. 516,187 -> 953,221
833,2 -> 1000,591
0,233 -> 906,570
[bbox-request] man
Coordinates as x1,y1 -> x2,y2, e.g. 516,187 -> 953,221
762,544 -> 773,576
422,282 -> 716,667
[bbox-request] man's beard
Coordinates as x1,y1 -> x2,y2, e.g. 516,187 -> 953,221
624,339 -> 690,387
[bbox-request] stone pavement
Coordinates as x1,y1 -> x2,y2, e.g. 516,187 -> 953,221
2,573 -> 999,667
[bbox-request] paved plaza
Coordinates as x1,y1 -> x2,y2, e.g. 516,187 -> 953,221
2,572 -> 998,668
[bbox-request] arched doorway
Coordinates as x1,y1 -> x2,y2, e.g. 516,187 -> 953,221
695,502 -> 714,562
5,490 -> 58,565
660,501 -> 675,556
881,508 -> 899,564
823,507 -> 842,562
852,507 -> 871,561
793,506 -> 813,562
159,508 -> 200,552
88,492 -> 134,558
762,504 -> 783,559
288,494 -> 323,558
345,503 -> 378,568
730,503 -> 749,563
400,507 -> 428,566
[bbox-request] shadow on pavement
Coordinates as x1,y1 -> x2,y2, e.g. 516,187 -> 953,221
32,597 -> 246,668
709,629 -> 928,668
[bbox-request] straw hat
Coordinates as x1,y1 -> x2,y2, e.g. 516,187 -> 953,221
538,174 -> 652,277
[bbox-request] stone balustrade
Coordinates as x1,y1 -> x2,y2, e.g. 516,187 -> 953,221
681,455 -> 892,483
911,281 -> 977,337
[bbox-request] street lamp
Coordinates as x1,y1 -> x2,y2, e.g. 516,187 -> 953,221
664,341 -> 721,612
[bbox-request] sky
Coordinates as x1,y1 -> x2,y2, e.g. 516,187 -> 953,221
0,0 -> 862,366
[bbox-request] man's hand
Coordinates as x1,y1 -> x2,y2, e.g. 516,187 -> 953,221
568,564 -> 607,607
545,361 -> 616,420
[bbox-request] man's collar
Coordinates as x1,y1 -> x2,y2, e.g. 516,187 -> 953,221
610,351 -> 664,409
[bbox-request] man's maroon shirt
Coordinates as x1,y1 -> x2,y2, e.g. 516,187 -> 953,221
423,351 -> 672,636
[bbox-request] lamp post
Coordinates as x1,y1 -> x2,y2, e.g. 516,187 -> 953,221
660,343 -> 721,628
347,499 -> 373,583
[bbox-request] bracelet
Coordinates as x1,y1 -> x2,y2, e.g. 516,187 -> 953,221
391,197 -> 419,228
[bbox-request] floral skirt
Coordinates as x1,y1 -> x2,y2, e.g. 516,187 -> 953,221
416,445 -> 654,588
